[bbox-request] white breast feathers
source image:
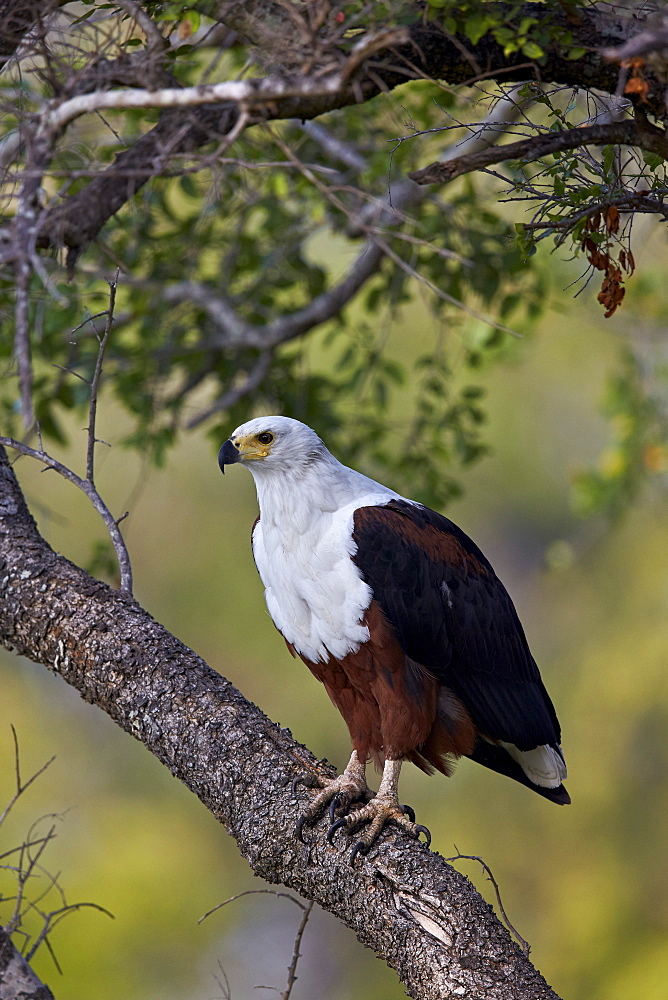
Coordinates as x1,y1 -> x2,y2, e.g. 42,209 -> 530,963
253,494 -> 389,663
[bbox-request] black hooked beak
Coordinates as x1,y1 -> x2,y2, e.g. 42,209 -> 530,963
218,439 -> 240,474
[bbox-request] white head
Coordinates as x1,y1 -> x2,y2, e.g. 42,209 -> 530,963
218,415 -> 328,478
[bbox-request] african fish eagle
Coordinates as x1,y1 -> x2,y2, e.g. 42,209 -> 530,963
218,416 -> 569,858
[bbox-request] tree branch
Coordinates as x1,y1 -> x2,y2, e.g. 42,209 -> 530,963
409,119 -> 668,187
0,0 -> 55,67
160,83 -> 539,426
600,12 -> 668,63
0,439 -> 133,594
0,447 -> 563,1000
28,1 -> 664,258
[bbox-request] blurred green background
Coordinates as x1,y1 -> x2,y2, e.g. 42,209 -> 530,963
1,229 -> 667,1000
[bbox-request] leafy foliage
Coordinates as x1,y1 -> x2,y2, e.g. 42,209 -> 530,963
0,0 -> 665,514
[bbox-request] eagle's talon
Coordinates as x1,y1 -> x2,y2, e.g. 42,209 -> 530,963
328,793 -> 344,823
415,824 -> 431,847
400,803 -> 415,823
295,814 -> 312,844
326,817 -> 348,845
349,840 -> 370,866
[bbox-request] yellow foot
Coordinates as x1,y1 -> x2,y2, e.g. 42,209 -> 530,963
293,753 -> 431,864
293,766 -> 372,844
328,794 -> 431,865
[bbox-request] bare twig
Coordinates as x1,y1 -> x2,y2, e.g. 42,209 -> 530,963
85,270 -> 119,484
0,728 -> 55,831
0,729 -> 113,978
24,899 -> 114,963
445,851 -> 531,957
280,898 -> 313,1000
186,350 -> 273,429
0,437 -> 133,593
199,888 -> 306,924
1,270 -> 134,592
199,889 -> 313,1000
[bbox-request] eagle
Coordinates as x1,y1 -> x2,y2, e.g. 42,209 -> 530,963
219,416 -> 569,859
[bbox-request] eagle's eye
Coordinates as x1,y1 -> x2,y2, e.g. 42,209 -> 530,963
257,432 -> 273,445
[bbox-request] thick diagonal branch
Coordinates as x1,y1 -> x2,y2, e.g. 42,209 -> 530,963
0,447 -> 562,1000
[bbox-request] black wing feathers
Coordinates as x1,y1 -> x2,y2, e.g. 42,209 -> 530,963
352,500 -> 562,751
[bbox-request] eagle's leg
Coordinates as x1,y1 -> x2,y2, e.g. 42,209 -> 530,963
294,750 -> 372,843
328,759 -> 431,863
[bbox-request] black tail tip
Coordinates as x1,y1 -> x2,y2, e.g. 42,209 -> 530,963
547,784 -> 571,805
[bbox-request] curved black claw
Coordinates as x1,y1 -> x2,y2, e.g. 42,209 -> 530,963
350,840 -> 370,866
328,793 -> 345,824
296,814 -> 312,844
415,824 -> 432,848
399,803 -> 416,823
326,817 -> 348,845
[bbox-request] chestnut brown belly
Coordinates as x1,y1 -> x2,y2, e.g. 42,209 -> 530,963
293,600 -> 476,774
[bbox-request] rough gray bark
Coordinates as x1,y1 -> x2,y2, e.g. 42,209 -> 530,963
0,447 -> 563,1000
0,928 -> 54,1000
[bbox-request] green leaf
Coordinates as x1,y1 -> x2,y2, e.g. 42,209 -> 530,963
522,40 -> 544,60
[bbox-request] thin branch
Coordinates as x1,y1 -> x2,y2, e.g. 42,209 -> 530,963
409,119 -> 668,186
186,350 -> 273,429
199,888 -> 307,925
0,437 -> 133,594
445,852 -> 530,957
85,270 -> 118,484
199,889 -> 313,1000
0,730 -> 55,831
601,20 -> 668,63
113,0 -> 168,56
517,190 -> 668,236
280,898 -> 313,1000
24,900 -> 114,963
9,822 -> 58,933
14,255 -> 34,428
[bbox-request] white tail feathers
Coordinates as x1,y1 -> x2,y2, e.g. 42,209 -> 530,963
500,741 -> 567,789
